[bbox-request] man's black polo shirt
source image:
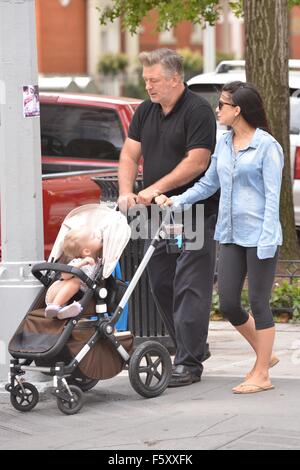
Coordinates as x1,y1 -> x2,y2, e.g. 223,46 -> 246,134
128,85 -> 219,216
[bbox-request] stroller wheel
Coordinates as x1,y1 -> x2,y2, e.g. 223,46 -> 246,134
56,385 -> 84,415
10,382 -> 39,412
129,341 -> 172,398
67,376 -> 99,392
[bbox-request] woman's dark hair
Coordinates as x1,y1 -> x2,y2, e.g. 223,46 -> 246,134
222,81 -> 272,134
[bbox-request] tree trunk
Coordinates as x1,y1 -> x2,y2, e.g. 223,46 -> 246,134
244,0 -> 299,259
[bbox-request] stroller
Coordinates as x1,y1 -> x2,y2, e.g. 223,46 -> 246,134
6,203 -> 179,415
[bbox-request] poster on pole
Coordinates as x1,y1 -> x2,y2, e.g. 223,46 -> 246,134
23,85 -> 40,117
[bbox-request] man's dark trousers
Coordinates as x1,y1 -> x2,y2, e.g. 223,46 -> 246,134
146,213 -> 216,377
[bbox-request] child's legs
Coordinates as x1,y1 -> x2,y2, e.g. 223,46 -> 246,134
46,278 -> 81,306
46,280 -> 63,304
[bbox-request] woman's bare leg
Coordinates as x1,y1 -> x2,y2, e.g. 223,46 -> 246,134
235,316 -> 278,380
233,326 -> 275,391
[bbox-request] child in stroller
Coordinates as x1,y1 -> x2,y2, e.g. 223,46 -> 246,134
45,227 -> 103,320
6,204 -> 177,415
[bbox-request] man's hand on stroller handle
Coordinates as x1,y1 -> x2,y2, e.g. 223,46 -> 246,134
137,187 -> 162,205
117,192 -> 138,212
117,188 -> 173,210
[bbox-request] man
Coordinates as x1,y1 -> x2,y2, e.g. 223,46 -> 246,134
118,48 -> 218,387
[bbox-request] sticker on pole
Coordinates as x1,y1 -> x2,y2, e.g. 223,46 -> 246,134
23,85 -> 40,117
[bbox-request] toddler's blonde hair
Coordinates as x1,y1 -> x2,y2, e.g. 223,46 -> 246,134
62,227 -> 91,259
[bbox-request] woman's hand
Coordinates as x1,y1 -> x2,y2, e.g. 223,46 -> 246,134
154,194 -> 173,207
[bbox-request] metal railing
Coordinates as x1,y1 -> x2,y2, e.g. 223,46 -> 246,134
275,260 -> 300,283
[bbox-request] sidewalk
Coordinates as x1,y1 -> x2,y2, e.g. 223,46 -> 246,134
0,321 -> 300,450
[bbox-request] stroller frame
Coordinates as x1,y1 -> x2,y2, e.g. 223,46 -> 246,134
6,208 -> 179,415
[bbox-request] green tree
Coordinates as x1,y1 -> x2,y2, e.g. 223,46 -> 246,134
99,0 -> 300,259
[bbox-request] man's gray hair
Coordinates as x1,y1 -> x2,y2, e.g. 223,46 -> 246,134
139,48 -> 184,80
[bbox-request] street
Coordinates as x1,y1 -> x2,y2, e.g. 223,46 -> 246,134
1,321 -> 299,451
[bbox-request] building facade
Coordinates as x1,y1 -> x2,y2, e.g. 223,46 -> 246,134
35,1 -> 300,77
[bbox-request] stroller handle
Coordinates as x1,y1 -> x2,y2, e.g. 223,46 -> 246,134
32,262 -> 96,289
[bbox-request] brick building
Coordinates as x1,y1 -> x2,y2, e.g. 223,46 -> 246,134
35,0 -> 243,76
291,5 -> 300,59
36,0 -> 87,74
35,0 -> 300,76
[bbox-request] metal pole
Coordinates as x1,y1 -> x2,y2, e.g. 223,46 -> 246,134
0,0 -> 44,380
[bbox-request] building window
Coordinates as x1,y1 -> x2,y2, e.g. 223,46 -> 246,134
159,29 -> 177,45
101,30 -> 109,53
58,0 -> 71,6
191,24 -> 203,45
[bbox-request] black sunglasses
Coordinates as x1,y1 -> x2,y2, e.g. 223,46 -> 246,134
218,100 -> 236,110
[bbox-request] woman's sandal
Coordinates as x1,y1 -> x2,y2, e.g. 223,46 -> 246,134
233,383 -> 274,394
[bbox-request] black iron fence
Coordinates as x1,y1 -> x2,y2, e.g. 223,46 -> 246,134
275,260 -> 300,283
94,175 -> 174,349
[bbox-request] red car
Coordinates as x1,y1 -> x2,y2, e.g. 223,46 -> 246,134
40,92 -> 142,257
0,93 -> 141,260
40,92 -> 141,174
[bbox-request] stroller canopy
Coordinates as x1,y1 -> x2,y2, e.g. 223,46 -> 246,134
48,204 -> 131,278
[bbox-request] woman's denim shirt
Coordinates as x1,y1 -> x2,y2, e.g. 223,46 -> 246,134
171,128 -> 284,259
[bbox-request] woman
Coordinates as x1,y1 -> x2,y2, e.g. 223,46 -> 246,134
155,81 -> 283,394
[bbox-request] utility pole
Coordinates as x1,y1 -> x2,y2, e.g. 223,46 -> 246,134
203,23 -> 216,73
0,0 -> 44,380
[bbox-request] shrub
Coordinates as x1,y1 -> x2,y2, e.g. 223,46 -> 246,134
271,280 -> 300,322
177,48 -> 203,80
98,53 -> 129,76
216,51 -> 236,65
123,65 -> 148,99
210,280 -> 300,323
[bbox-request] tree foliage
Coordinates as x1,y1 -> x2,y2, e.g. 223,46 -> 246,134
98,0 -> 300,33
99,0 -> 221,33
